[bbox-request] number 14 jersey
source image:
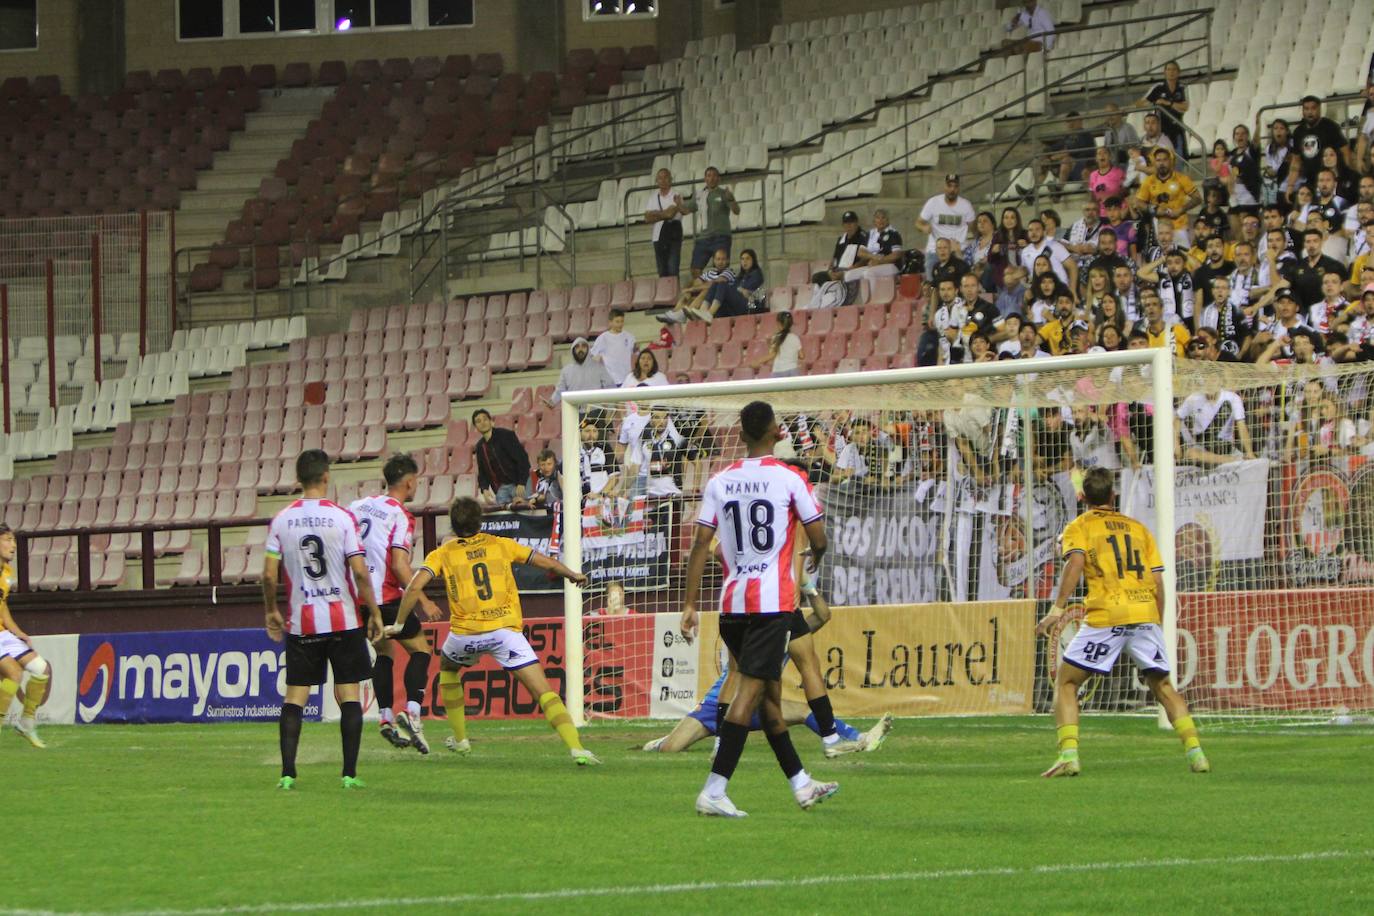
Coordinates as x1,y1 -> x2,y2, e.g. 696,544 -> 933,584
1059,508 -> 1164,628
265,498 -> 367,636
421,534 -> 532,635
697,457 -> 824,615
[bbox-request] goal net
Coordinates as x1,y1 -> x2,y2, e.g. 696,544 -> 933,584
559,350 -> 1374,727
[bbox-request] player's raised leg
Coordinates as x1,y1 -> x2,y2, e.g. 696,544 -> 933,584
11,651 -> 49,748
1146,672 -> 1209,772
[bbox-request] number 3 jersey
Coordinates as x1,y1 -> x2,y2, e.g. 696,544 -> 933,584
697,456 -> 824,615
265,498 -> 367,636
1059,508 -> 1164,628
421,534 -> 532,635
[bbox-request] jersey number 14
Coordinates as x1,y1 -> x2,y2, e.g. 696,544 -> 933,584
1106,534 -> 1144,579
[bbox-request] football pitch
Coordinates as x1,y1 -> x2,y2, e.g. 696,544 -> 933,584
8,716 -> 1373,915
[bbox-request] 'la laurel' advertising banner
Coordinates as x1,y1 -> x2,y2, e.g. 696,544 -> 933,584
693,603 -> 1037,716
74,629 -> 325,724
1122,460 -> 1269,562
1177,588 -> 1374,711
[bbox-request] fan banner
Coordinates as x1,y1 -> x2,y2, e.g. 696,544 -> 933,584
692,603 -> 1036,716
479,511 -> 562,594
1122,459 -> 1270,562
819,482 -> 944,606
555,495 -> 675,590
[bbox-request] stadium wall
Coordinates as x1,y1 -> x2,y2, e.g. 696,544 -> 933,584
0,0 -> 79,97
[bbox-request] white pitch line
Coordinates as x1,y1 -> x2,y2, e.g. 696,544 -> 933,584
5,849 -> 1367,916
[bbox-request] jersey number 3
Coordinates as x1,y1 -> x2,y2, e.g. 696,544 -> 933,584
723,499 -> 775,552
300,535 -> 327,579
1106,534 -> 1145,579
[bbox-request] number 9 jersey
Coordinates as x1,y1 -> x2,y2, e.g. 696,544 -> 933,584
697,456 -> 824,615
264,498 -> 368,635
1059,507 -> 1165,628
421,534 -> 533,635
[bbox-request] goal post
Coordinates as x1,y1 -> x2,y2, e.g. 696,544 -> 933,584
559,349 -> 1177,728
559,347 -> 1374,728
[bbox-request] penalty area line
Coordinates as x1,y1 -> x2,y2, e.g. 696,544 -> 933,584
6,849 -> 1370,915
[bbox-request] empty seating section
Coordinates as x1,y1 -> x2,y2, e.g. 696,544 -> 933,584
0,71 -> 257,219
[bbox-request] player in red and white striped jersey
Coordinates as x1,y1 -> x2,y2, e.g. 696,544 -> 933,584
350,453 -> 443,753
680,401 -> 838,818
263,449 -> 384,791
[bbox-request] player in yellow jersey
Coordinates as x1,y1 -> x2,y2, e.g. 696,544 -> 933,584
1035,469 -> 1209,777
0,523 -> 51,748
388,496 -> 600,765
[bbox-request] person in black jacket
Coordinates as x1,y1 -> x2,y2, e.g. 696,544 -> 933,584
471,408 -> 530,506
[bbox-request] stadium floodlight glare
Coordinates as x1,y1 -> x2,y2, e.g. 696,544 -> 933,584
560,349 -> 1178,727
335,17 -> 352,30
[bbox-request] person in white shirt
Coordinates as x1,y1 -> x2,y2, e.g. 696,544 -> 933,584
750,310 -> 803,378
1000,0 -> 1056,55
621,348 -> 670,388
1021,218 -> 1077,290
1177,389 -> 1255,465
643,167 -> 685,278
590,307 -> 636,384
916,174 -> 976,256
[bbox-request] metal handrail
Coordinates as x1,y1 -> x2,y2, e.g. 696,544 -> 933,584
1252,91 -> 1366,143
777,10 -> 1215,228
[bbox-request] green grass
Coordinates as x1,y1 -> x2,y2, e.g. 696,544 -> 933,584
6,716 -> 1374,915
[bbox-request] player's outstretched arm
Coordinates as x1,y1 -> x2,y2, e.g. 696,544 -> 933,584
1037,551 -> 1085,637
680,525 -> 714,642
388,567 -> 435,637
348,554 -> 384,642
389,546 -> 441,620
261,554 -> 284,642
527,551 -> 589,587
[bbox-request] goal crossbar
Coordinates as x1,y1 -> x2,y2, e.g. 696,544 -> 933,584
558,348 -> 1177,726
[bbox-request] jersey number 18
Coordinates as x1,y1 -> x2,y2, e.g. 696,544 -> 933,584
723,499 -> 775,552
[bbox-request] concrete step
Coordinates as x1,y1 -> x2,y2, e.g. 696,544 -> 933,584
196,171 -> 269,193
211,149 -> 291,172
178,190 -> 256,213
230,131 -> 305,153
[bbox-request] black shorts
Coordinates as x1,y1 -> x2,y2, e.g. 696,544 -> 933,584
379,600 -> 421,641
719,613 -> 795,681
788,611 -> 812,640
285,628 -> 372,687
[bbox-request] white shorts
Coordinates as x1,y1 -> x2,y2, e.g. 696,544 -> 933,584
1062,623 -> 1170,676
0,630 -> 32,660
440,629 -> 539,671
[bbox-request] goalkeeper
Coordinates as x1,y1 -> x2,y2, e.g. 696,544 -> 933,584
642,562 -> 892,754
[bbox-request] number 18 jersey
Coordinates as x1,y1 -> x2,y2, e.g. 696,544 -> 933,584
1059,508 -> 1164,628
265,498 -> 367,636
697,457 -> 824,615
421,534 -> 532,635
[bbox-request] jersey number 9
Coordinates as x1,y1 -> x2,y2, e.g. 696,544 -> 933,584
472,562 -> 494,601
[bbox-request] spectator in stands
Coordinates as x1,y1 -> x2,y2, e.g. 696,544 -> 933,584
999,0 -> 1056,55
1309,272 -> 1350,335
472,408 -> 530,506
622,349 -> 668,388
848,209 -> 905,282
1141,248 -> 1196,327
751,310 -> 803,378
927,236 -> 970,297
1012,318 -> 1047,358
1102,197 -> 1136,257
1087,228 -> 1129,286
917,278 -> 969,366
1111,264 -> 1141,321
1039,208 -> 1065,240
697,248 -> 766,322
1288,184 -> 1317,231
1285,229 -> 1347,309
989,207 -> 1028,287
1027,270 -> 1066,324
965,211 -> 997,289
579,416 -> 619,496
1136,148 -> 1199,246
832,417 -> 886,487
1141,61 -> 1190,159
1036,112 -> 1094,194
1229,241 -> 1267,307
681,166 -> 739,273
1262,119 -> 1294,206
1083,265 -> 1113,314
1260,228 -> 1296,290
1101,104 -> 1140,166
1262,203 -> 1301,256
1314,166 -> 1350,225
660,248 -> 736,323
917,174 -> 975,258
1177,387 -> 1256,465
1139,112 -> 1174,158
622,407 -> 694,498
1037,293 -> 1081,355
514,449 -> 562,512
1289,97 -> 1352,195
643,168 -> 686,279
1141,289 -> 1191,356
1226,124 -> 1262,220
1192,235 -> 1235,315
996,264 -> 1029,317
1021,218 -> 1076,291
1087,146 -> 1126,215
1067,199 -> 1103,279
551,336 -> 618,404
590,307 -> 636,385
809,211 -> 868,306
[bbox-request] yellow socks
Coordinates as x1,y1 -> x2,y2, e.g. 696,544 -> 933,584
1173,715 -> 1201,752
0,677 -> 17,717
539,691 -> 584,751
1057,724 -> 1079,757
20,672 -> 48,719
438,670 -> 466,743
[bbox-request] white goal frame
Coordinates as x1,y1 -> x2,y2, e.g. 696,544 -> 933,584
559,348 -> 1177,727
